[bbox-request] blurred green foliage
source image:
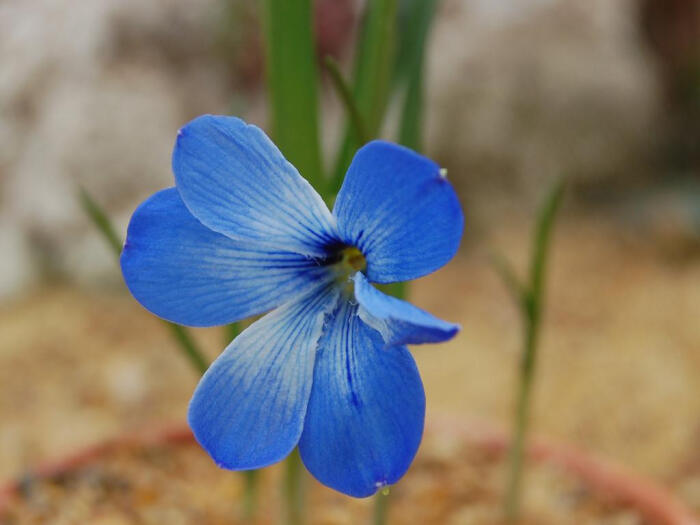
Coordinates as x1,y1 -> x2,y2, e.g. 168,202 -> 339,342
262,0 -> 324,191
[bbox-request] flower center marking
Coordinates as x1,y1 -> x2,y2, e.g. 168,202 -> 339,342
340,246 -> 367,273
332,246 -> 367,294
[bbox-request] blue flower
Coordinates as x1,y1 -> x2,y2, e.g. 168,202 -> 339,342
121,115 -> 463,497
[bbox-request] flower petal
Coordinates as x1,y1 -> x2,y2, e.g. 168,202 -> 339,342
354,273 -> 460,347
188,284 -> 340,470
121,188 -> 332,327
298,299 -> 425,497
333,141 -> 463,283
172,115 -> 339,258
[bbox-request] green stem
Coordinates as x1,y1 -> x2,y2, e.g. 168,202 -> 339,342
283,449 -> 305,525
242,469 -> 259,521
378,281 -> 406,301
225,322 -> 241,342
503,179 -> 565,521
78,187 -> 123,258
78,187 -> 210,376
489,251 -> 528,313
373,488 -> 391,525
324,56 -> 369,146
167,323 -> 208,375
503,299 -> 538,521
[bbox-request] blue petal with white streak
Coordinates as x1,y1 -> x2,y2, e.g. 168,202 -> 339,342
121,188 -> 331,327
188,284 -> 340,470
173,115 -> 339,258
299,299 -> 425,497
354,273 -> 460,347
333,141 -> 463,283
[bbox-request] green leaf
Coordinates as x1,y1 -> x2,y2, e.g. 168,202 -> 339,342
528,177 -> 566,322
78,187 -> 122,257
324,56 -> 369,146
351,0 -> 398,137
377,281 -> 406,300
503,177 -> 565,520
488,250 -> 528,313
395,0 -> 439,151
262,0 -> 324,192
78,187 -> 209,376
329,0 -> 398,195
224,322 -> 241,343
167,323 -> 209,375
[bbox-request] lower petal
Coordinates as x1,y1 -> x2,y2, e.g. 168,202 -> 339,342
354,272 -> 459,347
298,300 -> 425,497
188,284 -> 339,470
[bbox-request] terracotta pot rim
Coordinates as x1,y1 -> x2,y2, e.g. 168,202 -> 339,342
429,414 -> 698,525
0,415 -> 696,525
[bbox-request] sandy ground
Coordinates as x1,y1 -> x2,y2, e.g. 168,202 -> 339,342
0,216 -> 699,507
1,430 -> 649,524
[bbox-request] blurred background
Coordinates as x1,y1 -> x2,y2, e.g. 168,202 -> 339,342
1,0 -> 699,516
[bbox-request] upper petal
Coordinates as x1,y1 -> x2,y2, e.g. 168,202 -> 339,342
298,299 -> 425,497
188,283 -> 340,470
333,141 -> 463,283
354,273 -> 460,347
121,188 -> 332,327
173,115 -> 339,258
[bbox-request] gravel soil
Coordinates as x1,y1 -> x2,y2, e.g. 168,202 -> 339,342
0,217 -> 698,521
0,426 -> 651,525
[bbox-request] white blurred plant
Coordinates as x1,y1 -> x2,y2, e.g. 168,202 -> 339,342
0,0 -> 665,298
0,0 -> 255,296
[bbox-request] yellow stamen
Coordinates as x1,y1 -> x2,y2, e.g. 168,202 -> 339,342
342,246 -> 367,272
332,246 -> 367,294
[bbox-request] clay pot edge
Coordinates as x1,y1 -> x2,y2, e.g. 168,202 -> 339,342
0,415 -> 696,525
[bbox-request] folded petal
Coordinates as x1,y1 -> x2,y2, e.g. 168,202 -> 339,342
353,273 -> 459,347
173,115 -> 338,258
299,299 -> 425,497
333,141 -> 463,283
121,188 -> 332,327
188,284 -> 340,470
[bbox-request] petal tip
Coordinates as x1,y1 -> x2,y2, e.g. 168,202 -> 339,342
445,323 -> 461,340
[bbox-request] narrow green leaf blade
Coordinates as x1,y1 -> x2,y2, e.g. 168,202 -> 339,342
324,56 -> 369,146
78,187 -> 122,257
352,0 -> 398,136
529,177 -> 566,314
167,323 -> 209,375
489,251 -> 529,314
78,187 -> 209,375
262,0 -> 324,192
329,0 -> 398,195
395,0 -> 439,152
